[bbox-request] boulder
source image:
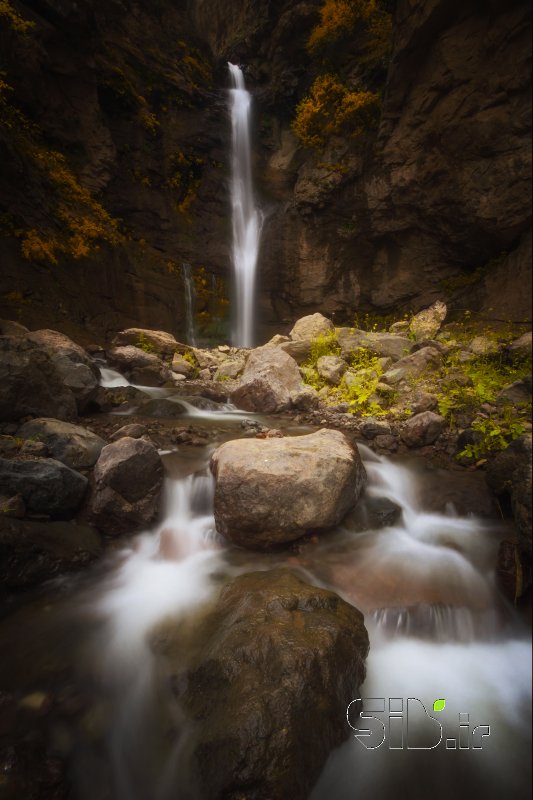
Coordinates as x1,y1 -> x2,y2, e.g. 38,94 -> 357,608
289,313 -> 334,341
317,355 -> 347,385
231,346 -> 303,413
107,346 -> 171,387
111,328 -> 182,359
496,380 -> 531,405
210,429 -> 365,548
171,353 -> 197,378
0,494 -> 25,519
0,457 -> 88,518
337,328 -> 411,362
400,411 -> 447,447
290,385 -> 320,410
278,338 -> 313,364
27,329 -> 100,411
0,319 -> 29,336
486,435 -> 532,558
0,518 -> 102,589
389,320 -> 410,335
408,301 -> 447,341
151,569 -> 369,800
468,335 -> 500,357
359,417 -> 392,439
0,335 -> 77,422
214,357 -> 246,381
382,346 -> 443,384
109,423 -> 148,441
87,437 -> 163,535
507,331 -> 532,360
17,418 -> 106,470
89,385 -> 147,413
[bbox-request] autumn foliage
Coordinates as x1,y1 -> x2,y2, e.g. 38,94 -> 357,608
307,0 -> 392,65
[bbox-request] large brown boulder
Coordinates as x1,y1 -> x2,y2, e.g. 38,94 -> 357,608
151,569 -> 369,800
400,411 -> 447,447
289,313 -> 334,341
382,346 -> 443,384
337,328 -> 412,362
87,437 -> 164,535
111,327 -> 182,359
0,336 -> 77,422
107,345 -> 172,386
230,345 -> 303,413
408,301 -> 447,341
17,418 -> 106,470
210,429 -> 366,548
0,457 -> 88,519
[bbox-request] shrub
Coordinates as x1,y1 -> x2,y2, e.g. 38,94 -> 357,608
307,0 -> 392,66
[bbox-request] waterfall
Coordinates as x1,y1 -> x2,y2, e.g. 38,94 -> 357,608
182,262 -> 197,346
228,63 -> 262,347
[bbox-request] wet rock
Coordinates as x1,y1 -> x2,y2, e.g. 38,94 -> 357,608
137,398 -> 189,418
211,429 -> 365,548
17,418 -> 106,470
107,346 -> 171,386
289,313 -> 334,340
0,517 -> 102,589
111,328 -> 181,359
496,538 -> 529,603
348,495 -> 402,530
507,331 -> 532,360
87,437 -> 163,535
18,440 -> 48,458
0,336 -> 77,422
231,346 -> 303,413
408,301 -> 447,341
337,328 -> 412,362
0,457 -> 88,519
151,569 -> 369,800
359,418 -> 392,439
401,411 -> 447,447
0,494 -> 25,519
382,346 -> 442,384
109,423 -> 148,441
171,353 -> 197,378
317,355 -> 347,384
28,329 -> 100,412
88,385 -> 147,413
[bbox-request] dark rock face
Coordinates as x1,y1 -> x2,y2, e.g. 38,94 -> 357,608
87,437 -> 163,535
0,457 -> 88,519
0,336 -> 77,422
0,518 -> 101,589
151,569 -> 369,800
210,429 -> 366,548
487,435 -> 532,559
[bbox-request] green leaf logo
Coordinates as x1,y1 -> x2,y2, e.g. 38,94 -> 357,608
433,699 -> 446,712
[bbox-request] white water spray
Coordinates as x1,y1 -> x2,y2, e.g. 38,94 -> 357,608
228,63 -> 262,347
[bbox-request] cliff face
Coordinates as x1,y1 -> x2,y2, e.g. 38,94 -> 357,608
0,0 -> 531,343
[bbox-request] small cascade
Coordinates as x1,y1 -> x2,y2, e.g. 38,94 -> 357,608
228,63 -> 262,347
182,262 -> 198,346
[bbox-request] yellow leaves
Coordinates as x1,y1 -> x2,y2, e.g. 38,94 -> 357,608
0,1 -> 35,33
20,230 -> 58,264
292,74 -> 380,150
307,0 -> 391,64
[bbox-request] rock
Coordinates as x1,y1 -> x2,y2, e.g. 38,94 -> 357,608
389,320 -> 410,335
0,319 -> 29,336
0,494 -> 25,519
190,348 -> 225,369
151,569 -> 369,800
28,329 -> 100,412
112,328 -> 181,359
496,380 -> 531,405
290,385 -> 320,410
400,411 -> 447,447
289,313 -> 334,341
317,355 -> 347,385
507,331 -> 532,360
108,346 -> 171,386
408,301 -> 447,341
88,385 -> 147,413
373,434 -> 398,452
214,357 -> 246,381
87,437 -> 163,535
336,328 -> 412,361
468,335 -> 500,356
278,338 -> 313,364
487,435 -> 532,558
109,424 -> 148,441
0,517 -> 102,589
17,418 -> 106,469
171,353 -> 197,378
382,346 -> 443,384
266,334 -> 290,345
359,417 -> 391,439
0,435 -> 19,457
173,372 -> 187,383
19,440 -> 48,458
347,495 -> 402,530
0,457 -> 88,518
210,429 -> 365,548
231,346 -> 303,413
0,335 -> 77,422
496,539 -> 527,603
410,391 -> 439,414
137,398 -> 189,418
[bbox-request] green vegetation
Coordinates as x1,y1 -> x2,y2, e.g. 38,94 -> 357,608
457,414 -> 526,461
137,333 -> 155,354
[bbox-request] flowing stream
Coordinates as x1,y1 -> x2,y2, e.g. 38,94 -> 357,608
228,63 -> 262,347
0,416 -> 530,799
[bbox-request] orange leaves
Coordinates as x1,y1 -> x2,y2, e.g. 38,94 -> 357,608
307,0 -> 391,65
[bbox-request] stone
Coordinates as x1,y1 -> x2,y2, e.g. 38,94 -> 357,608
410,391 -> 439,414
507,331 -> 532,360
347,495 -> 402,531
87,437 -> 163,535
373,434 -> 398,452
0,335 -> 77,422
151,569 -> 369,800
486,435 -> 532,558
19,440 -> 48,458
27,329 -> 100,412
108,346 -> 171,387
198,368 -> 212,381
266,334 -> 290,345
88,386 -> 147,413
190,348 -> 225,369
0,494 -> 25,519
231,346 -> 303,413
137,398 -> 189,418
400,411 -> 447,447
290,385 -> 320,410
171,353 -> 197,378
0,517 -> 102,589
289,313 -> 334,341
278,338 -> 313,364
468,335 -> 500,357
0,319 -> 29,336
0,457 -> 88,518
109,424 -> 148,441
359,417 -> 392,439
408,301 -> 447,341
210,429 -> 365,548
382,346 -> 443,384
17,418 -> 106,470
337,328 -> 412,362
0,435 -> 18,457
214,357 -> 246,381
111,328 -> 181,359
389,320 -> 410,334
173,373 -> 187,382
496,380 -> 531,405
317,355 -> 347,385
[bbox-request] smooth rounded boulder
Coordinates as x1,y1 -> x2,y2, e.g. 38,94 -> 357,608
87,437 -> 163,535
151,569 -> 369,800
17,418 -> 106,470
0,457 -> 88,518
230,345 -> 303,413
210,429 -> 366,548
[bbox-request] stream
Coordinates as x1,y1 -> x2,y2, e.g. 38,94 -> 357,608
0,375 -> 530,800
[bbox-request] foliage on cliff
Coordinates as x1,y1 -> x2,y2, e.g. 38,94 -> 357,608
307,0 -> 392,67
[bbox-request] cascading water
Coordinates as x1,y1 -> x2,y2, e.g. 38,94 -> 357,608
182,262 -> 197,346
228,63 -> 262,347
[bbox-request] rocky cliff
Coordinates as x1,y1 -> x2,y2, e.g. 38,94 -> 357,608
0,0 -> 531,343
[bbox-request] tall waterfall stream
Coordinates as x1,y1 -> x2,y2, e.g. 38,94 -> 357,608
0,377 -> 530,799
